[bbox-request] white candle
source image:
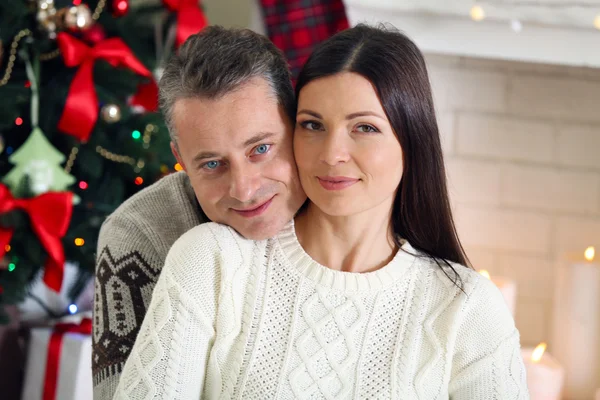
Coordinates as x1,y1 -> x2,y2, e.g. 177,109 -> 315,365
551,246 -> 600,399
479,270 -> 517,316
522,343 -> 565,400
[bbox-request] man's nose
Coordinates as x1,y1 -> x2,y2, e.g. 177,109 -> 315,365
229,163 -> 261,203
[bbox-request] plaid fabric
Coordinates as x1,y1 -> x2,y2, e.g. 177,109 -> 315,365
259,0 -> 350,80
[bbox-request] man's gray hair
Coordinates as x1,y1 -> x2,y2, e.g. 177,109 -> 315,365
159,25 -> 296,143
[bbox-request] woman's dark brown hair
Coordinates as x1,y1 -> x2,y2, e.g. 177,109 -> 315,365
296,24 -> 471,288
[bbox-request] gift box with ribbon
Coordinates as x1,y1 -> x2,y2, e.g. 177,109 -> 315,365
21,313 -> 92,400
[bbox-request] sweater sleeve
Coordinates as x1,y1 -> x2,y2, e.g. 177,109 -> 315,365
93,214 -> 165,400
112,224 -> 222,400
449,275 -> 530,400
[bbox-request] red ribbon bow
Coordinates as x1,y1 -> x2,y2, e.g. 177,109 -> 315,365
0,184 -> 73,292
43,318 -> 92,400
163,0 -> 208,46
57,33 -> 152,142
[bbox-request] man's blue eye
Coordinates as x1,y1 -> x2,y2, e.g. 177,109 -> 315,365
255,144 -> 270,154
205,160 -> 219,169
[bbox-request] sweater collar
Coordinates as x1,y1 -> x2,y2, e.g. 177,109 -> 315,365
276,220 -> 417,292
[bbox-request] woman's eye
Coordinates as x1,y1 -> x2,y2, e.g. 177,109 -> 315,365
356,124 -> 379,133
254,144 -> 271,155
300,121 -> 323,131
203,160 -> 220,170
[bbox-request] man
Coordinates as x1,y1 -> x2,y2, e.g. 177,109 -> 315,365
92,26 -> 306,400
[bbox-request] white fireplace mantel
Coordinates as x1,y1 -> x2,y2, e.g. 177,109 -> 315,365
344,0 -> 600,69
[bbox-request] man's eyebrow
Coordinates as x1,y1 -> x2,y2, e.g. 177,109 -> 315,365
243,132 -> 276,147
191,132 -> 277,165
192,151 -> 220,165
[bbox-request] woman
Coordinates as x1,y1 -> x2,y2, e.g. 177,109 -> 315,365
114,25 -> 528,399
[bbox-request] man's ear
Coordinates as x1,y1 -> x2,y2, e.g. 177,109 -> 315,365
170,141 -> 186,172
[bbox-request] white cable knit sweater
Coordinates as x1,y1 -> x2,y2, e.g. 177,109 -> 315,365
114,221 -> 529,400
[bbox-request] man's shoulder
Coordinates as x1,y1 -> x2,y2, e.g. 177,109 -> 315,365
97,171 -> 205,262
101,172 -> 205,239
110,171 -> 202,223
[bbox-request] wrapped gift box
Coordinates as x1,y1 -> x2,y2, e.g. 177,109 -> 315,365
21,315 -> 92,400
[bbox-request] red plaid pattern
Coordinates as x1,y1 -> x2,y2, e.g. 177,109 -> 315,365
259,0 -> 350,80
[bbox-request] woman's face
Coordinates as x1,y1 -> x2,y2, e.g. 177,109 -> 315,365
294,72 -> 404,218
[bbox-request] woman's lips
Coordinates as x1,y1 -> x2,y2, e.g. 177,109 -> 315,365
317,176 -> 359,191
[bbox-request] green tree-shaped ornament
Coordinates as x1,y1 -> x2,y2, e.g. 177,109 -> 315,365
3,127 -> 76,197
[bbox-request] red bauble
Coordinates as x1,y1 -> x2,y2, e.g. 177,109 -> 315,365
112,0 -> 129,17
129,81 -> 159,113
81,24 -> 106,44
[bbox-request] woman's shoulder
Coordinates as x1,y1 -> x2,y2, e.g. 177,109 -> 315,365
164,222 -> 264,279
403,245 -> 477,292
408,248 -> 512,320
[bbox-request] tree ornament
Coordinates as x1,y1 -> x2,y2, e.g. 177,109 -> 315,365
101,104 -> 121,123
129,81 -> 158,113
81,24 -> 106,45
37,1 -> 94,38
61,4 -> 94,31
112,0 -> 129,17
163,0 -> 208,46
0,184 -> 73,292
3,128 -> 76,196
56,33 -> 151,142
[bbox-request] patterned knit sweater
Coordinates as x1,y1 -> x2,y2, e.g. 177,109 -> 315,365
93,172 -> 205,400
113,221 -> 529,399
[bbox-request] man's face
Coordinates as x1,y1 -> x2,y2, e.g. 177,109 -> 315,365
171,78 -> 306,240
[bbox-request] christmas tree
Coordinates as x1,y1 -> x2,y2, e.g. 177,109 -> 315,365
0,0 -> 204,323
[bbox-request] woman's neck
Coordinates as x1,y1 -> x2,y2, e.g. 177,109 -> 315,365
294,204 -> 398,274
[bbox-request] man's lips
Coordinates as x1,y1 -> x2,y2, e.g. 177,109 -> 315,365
232,196 -> 275,218
317,176 -> 359,191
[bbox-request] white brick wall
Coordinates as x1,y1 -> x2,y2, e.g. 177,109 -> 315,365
508,76 -> 600,123
453,205 -> 552,255
501,165 -> 599,214
426,54 -> 600,348
446,159 -> 500,205
456,114 -> 555,163
557,124 -> 600,169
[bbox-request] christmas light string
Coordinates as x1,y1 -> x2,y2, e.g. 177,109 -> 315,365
0,29 -> 32,87
0,0 -> 108,85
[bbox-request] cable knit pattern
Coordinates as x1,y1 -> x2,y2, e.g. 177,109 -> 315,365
113,221 -> 530,400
